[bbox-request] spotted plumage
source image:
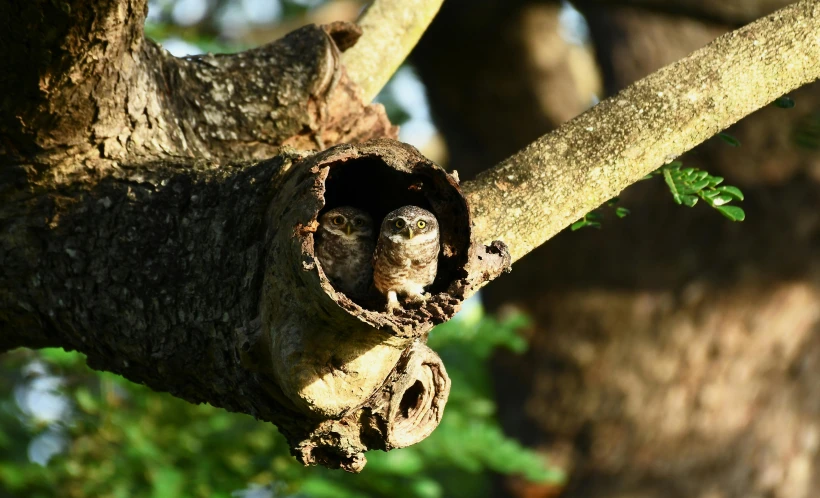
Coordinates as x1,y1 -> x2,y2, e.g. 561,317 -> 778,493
316,206 -> 376,298
372,205 -> 440,311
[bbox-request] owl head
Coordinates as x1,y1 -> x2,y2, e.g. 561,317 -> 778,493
319,206 -> 375,240
381,206 -> 439,243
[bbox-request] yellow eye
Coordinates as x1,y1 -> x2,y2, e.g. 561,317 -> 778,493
394,219 -> 406,229
332,216 -> 345,226
417,220 -> 426,229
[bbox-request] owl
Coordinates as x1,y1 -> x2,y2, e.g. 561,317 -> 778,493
372,206 -> 440,311
315,206 -> 376,298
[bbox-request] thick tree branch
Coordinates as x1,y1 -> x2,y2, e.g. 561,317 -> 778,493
1,0 -> 147,156
341,0 -> 445,103
462,0 -> 820,263
0,0 -> 395,171
580,0 -> 794,25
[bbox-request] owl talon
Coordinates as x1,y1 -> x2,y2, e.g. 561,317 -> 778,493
386,291 -> 401,312
406,291 -> 428,305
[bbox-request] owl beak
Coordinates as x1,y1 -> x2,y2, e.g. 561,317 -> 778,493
405,227 -> 414,239
345,224 -> 352,236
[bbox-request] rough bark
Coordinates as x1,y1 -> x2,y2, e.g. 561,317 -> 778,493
341,0 -> 445,103
463,0 -> 820,263
0,0 -> 512,471
578,0 -> 794,25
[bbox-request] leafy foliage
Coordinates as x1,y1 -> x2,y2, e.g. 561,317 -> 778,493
570,198 -> 628,231
572,158 -> 746,231
0,306 -> 562,498
657,161 -> 745,221
570,211 -> 603,231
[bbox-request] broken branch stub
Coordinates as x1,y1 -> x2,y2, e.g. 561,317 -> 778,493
257,139 -> 509,470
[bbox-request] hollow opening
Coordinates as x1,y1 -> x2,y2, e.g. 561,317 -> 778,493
399,380 -> 425,419
318,155 -> 470,310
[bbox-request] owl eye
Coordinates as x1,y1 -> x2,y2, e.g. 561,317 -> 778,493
332,216 -> 345,226
394,219 -> 406,229
416,220 -> 427,229
354,218 -> 365,227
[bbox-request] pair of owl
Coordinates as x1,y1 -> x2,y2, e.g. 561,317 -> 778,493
316,205 -> 440,311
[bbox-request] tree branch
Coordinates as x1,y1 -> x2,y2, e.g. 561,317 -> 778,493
579,0 -> 794,25
0,1 -> 394,168
462,0 -> 820,263
341,0 -> 445,103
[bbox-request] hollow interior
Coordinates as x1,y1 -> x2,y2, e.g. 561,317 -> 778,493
399,380 -> 425,419
391,372 -> 436,448
320,155 -> 470,306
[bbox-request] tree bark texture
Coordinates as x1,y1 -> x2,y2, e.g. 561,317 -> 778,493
0,0 -> 511,471
341,0 -> 446,103
416,0 -> 820,496
463,0 -> 820,263
578,0 -> 794,25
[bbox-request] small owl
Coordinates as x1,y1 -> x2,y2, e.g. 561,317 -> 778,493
373,206 -> 440,311
316,206 -> 376,298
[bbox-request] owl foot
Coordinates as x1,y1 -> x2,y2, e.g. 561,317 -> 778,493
405,291 -> 429,305
386,291 -> 401,312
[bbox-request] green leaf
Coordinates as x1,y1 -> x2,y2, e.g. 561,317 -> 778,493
686,179 -> 711,193
707,176 -> 724,187
615,207 -> 630,218
709,194 -> 734,206
716,185 -> 744,200
571,218 -> 602,231
680,194 -> 698,207
774,96 -> 795,109
662,167 -> 682,204
718,132 -> 741,147
716,205 -> 746,221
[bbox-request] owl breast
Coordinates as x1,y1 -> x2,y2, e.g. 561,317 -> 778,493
316,232 -> 375,298
373,232 -> 439,295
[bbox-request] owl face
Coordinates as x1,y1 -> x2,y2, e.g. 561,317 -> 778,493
319,207 -> 375,240
381,206 -> 439,244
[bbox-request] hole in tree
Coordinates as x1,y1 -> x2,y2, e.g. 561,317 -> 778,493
319,155 -> 470,309
399,380 -> 425,419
